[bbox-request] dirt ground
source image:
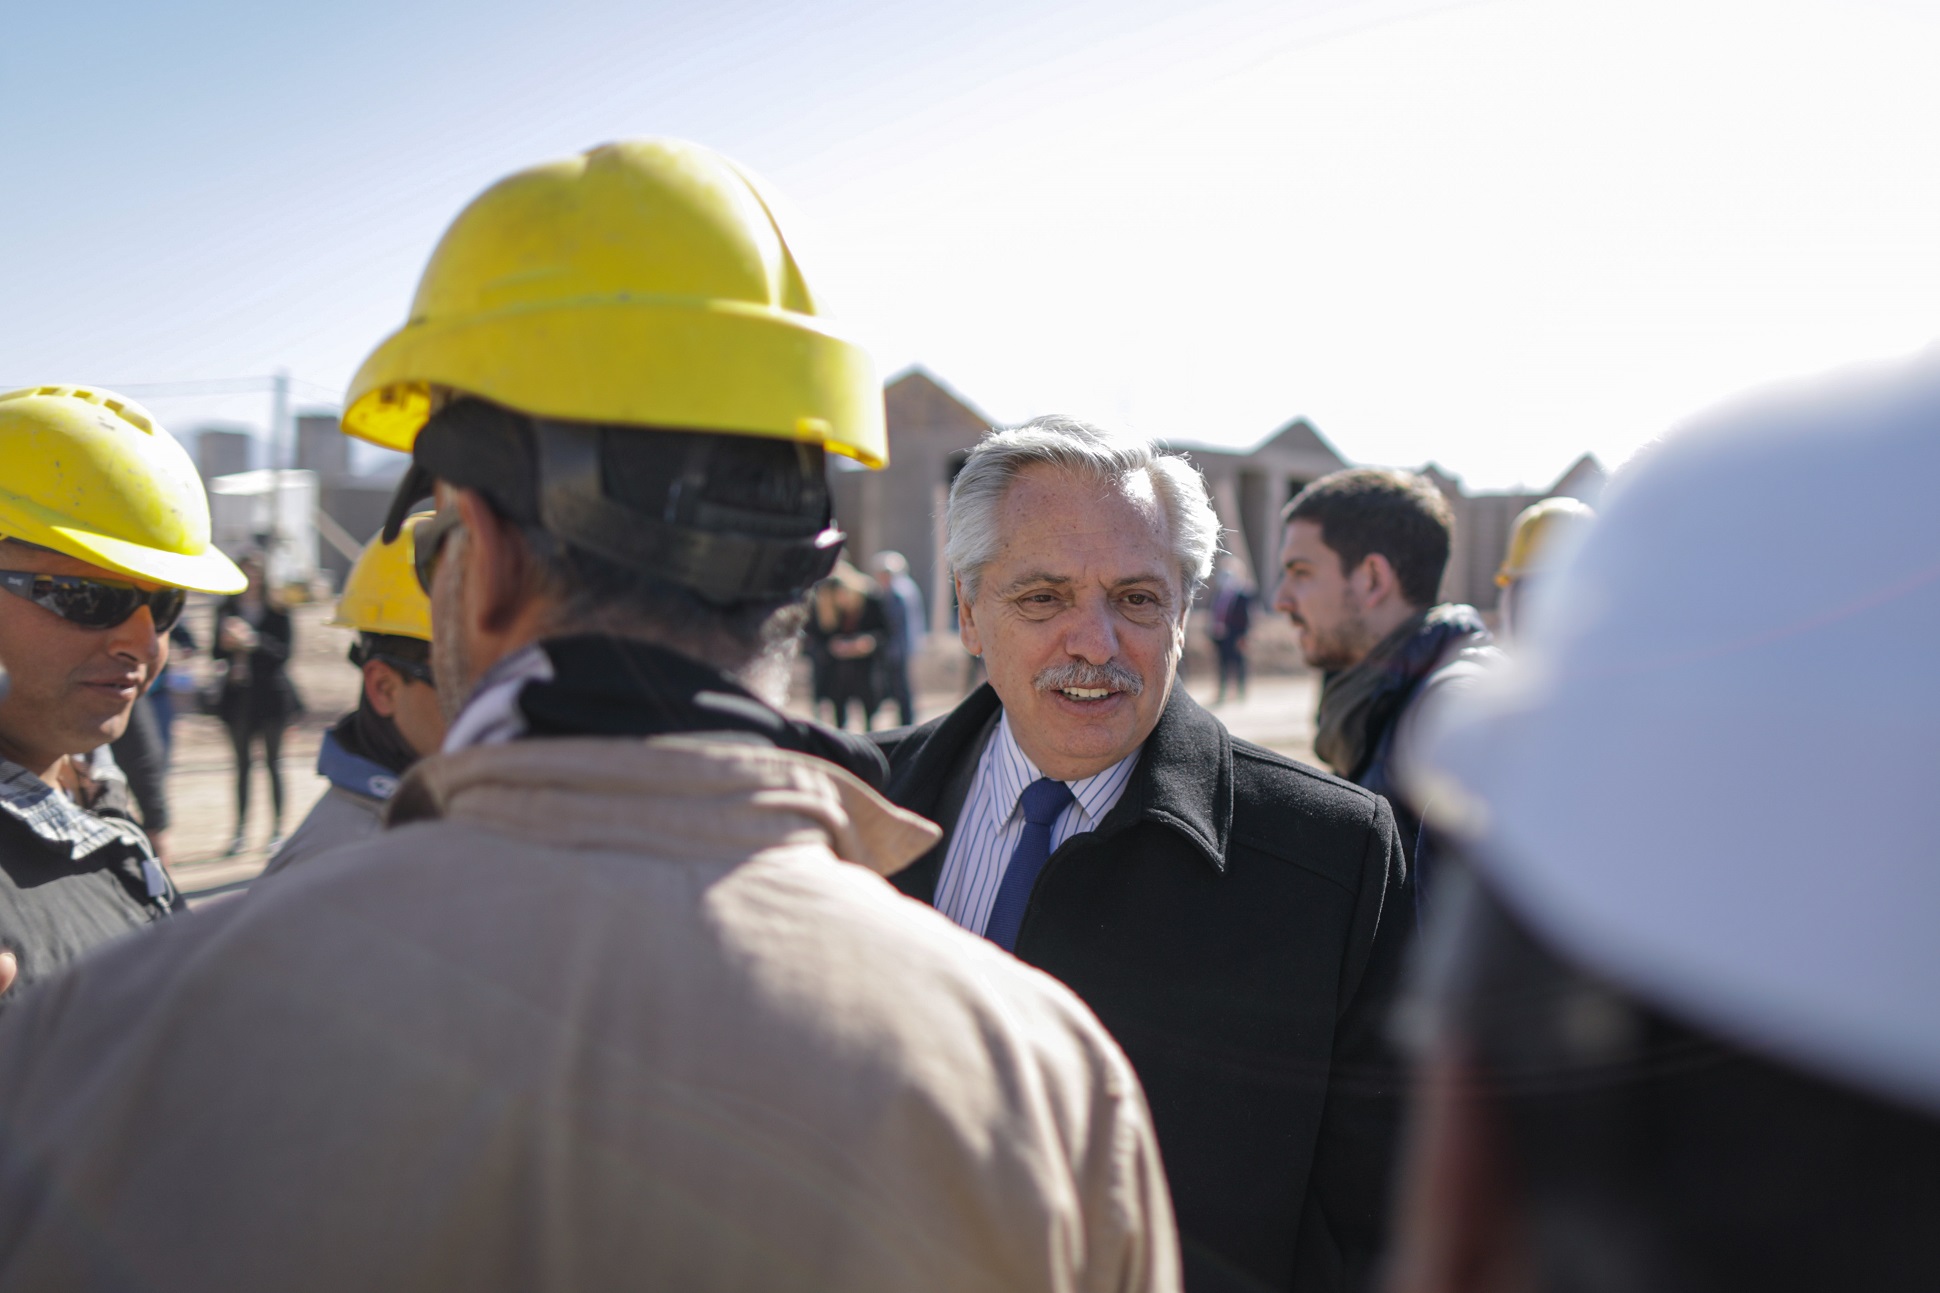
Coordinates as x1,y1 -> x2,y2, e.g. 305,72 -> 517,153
163,600 -> 1320,896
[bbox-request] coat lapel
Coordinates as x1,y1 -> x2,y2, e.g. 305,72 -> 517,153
886,680 -> 1236,901
1086,682 -> 1233,874
882,685 -> 1002,903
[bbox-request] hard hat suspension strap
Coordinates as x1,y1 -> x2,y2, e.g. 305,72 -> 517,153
381,463 -> 436,545
534,422 -> 843,604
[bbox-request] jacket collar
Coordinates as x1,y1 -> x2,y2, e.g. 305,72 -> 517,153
389,733 -> 940,879
316,729 -> 402,802
896,680 -> 1233,875
443,635 -> 890,789
1096,679 -> 1233,873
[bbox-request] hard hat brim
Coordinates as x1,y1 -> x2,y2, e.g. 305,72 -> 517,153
1,508 -> 247,594
328,611 -> 431,639
342,297 -> 887,467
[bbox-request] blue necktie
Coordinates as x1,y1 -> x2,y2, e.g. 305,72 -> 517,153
984,777 -> 1075,951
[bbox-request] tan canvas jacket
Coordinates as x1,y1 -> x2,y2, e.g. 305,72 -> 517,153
0,734 -> 1179,1293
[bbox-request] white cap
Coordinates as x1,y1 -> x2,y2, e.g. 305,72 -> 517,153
1407,349 -> 1940,1115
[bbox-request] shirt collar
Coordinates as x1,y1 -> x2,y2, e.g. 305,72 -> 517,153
0,754 -> 146,857
442,643 -> 555,753
985,712 -> 1141,830
886,680 -> 1235,875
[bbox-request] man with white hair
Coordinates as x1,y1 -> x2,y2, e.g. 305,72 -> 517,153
876,416 -> 1413,1293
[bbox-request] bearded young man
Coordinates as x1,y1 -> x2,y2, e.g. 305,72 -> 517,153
876,417 -> 1412,1293
1274,469 -> 1499,875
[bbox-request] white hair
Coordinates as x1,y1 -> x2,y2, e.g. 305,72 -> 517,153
946,415 -> 1221,601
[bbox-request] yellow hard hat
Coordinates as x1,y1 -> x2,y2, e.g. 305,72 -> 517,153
343,138 -> 887,467
330,513 -> 433,640
1496,496 -> 1596,586
0,386 -> 246,594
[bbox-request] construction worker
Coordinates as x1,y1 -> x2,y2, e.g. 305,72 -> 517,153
0,140 -> 1179,1293
260,514 -> 445,878
1492,494 -> 1594,639
1387,353 -> 1940,1292
0,386 -> 244,1002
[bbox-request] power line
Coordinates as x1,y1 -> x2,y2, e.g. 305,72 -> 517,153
0,375 -> 342,403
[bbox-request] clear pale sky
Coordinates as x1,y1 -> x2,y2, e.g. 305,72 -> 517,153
5,0 -> 1937,489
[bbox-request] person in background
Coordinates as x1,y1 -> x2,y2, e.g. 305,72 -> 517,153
0,140 -> 1180,1293
0,385 -> 242,1004
807,561 -> 889,731
213,552 -> 301,854
106,692 -> 170,862
870,550 -> 925,727
1274,468 -> 1498,866
260,514 -> 445,879
1387,353 -> 1940,1293
1492,495 -> 1594,641
878,417 -> 1411,1292
1206,555 -> 1253,704
145,620 -> 197,760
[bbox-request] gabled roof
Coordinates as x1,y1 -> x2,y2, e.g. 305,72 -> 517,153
1547,452 -> 1607,502
1255,416 -> 1349,467
883,365 -> 996,436
1169,415 -> 1351,476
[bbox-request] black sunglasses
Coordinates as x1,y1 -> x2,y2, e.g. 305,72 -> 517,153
413,508 -> 465,595
0,570 -> 187,632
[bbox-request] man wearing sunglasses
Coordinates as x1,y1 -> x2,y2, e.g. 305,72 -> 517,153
0,385 -> 245,1002
261,514 -> 446,878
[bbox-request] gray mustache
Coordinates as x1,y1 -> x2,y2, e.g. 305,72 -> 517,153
1034,660 -> 1145,695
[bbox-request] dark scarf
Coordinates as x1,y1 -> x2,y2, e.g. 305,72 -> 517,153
514,635 -> 889,789
330,699 -> 422,780
1314,604 -> 1491,780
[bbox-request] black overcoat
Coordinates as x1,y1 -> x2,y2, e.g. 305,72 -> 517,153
875,683 -> 1411,1293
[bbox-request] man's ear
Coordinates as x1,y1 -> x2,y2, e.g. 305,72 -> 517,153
1354,551 -> 1404,611
955,576 -> 983,658
362,659 -> 401,718
455,488 -> 532,634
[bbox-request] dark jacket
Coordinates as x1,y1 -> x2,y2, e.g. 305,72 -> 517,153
212,598 -> 300,727
0,754 -> 182,1009
876,684 -> 1412,1293
805,592 -> 890,710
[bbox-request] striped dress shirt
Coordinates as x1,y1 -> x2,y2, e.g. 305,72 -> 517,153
934,712 -> 1141,938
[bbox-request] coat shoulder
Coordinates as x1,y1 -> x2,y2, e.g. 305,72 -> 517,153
1229,736 -> 1381,818
869,714 -> 941,766
1225,737 -> 1393,882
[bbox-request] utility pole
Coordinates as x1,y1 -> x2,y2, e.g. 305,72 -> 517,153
268,369 -> 290,585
